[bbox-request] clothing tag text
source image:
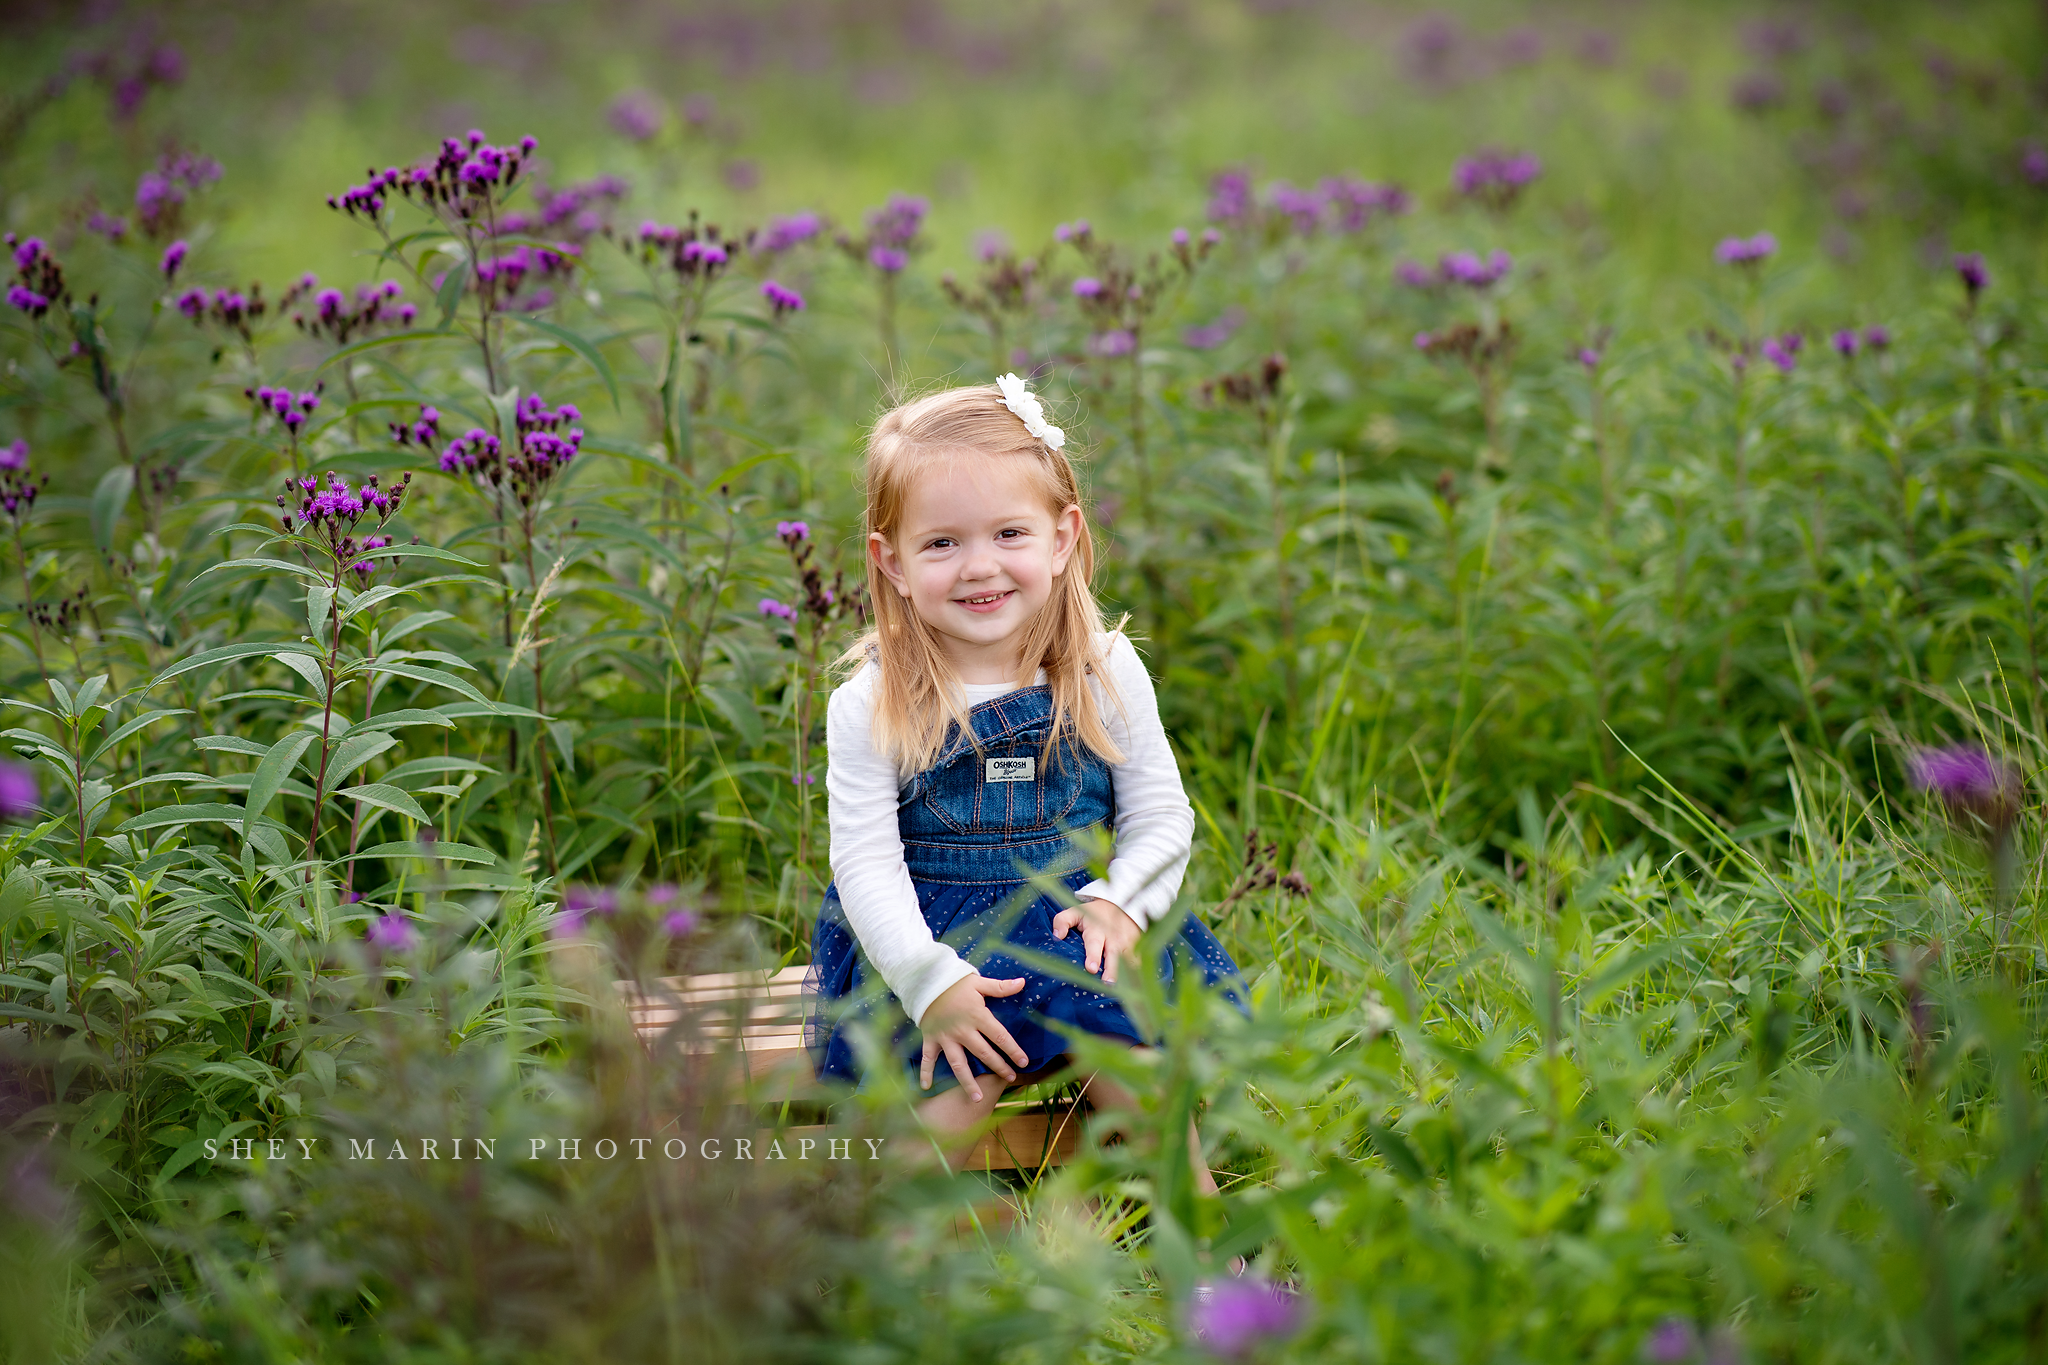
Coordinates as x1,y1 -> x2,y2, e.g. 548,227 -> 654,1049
985,756 -> 1035,784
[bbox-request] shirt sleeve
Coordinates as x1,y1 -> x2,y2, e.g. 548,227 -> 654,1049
825,670 -> 977,1029
1075,634 -> 1196,931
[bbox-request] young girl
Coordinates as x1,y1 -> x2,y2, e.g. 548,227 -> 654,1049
803,376 -> 1248,1181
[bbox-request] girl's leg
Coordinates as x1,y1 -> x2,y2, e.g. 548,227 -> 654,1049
916,1069 -> 1009,1170
1081,1045 -> 1222,1198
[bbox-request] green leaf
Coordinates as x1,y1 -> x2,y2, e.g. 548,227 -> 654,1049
116,803 -> 254,833
338,583 -> 414,621
359,543 -> 484,567
511,315 -> 620,412
150,642 -> 324,689
367,661 -> 487,704
346,708 -> 458,735
72,674 -> 110,715
307,585 -> 337,645
317,328 -> 460,371
194,735 -> 270,758
88,709 -> 191,766
350,840 -> 496,865
380,610 -> 454,645
381,755 -> 495,783
273,652 -> 328,694
199,557 -> 332,583
435,259 -> 471,327
245,731 -> 319,829
90,465 -> 134,552
334,783 -> 430,823
327,732 -> 398,780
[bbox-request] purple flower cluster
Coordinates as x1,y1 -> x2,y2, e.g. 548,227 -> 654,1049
500,175 -> 629,244
0,441 -> 46,522
391,405 -> 442,449
850,194 -> 927,274
1320,176 -> 1412,231
1454,148 -> 1542,213
1714,232 -> 1778,267
135,151 -> 222,239
250,384 -> 323,432
1760,332 -> 1803,372
288,276 -> 416,345
4,234 -> 66,319
776,520 -> 809,545
608,90 -> 665,142
1188,1279 -> 1300,1357
1184,306 -> 1246,350
1206,169 -> 1409,239
761,280 -> 804,317
328,130 -> 539,227
508,394 -> 585,505
2024,143 -> 2048,188
160,240 -> 188,280
759,597 -> 798,621
86,211 -> 129,243
1397,250 -> 1513,291
1088,329 -> 1137,357
761,212 -> 824,252
352,534 -> 392,585
1831,325 -> 1893,358
633,218 -> 741,285
1207,168 -> 1254,228
177,283 -> 268,337
277,472 -> 412,570
474,243 -> 578,311
439,428 -> 501,477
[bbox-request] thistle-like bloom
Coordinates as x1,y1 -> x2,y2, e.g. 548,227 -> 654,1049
160,240 -> 188,279
0,761 -> 39,820
1954,251 -> 1988,301
365,912 -> 420,952
2024,144 -> 2048,188
1188,1279 -> 1300,1357
0,439 -> 26,472
1577,346 -> 1603,370
868,245 -> 908,273
1321,176 -> 1410,231
1439,249 -> 1513,288
663,908 -> 698,937
866,194 -> 927,249
1714,232 -> 1777,266
1642,1317 -> 1700,1363
760,212 -> 823,252
1267,181 -> 1327,236
761,280 -> 804,317
1863,324 -> 1892,350
1909,744 -> 2021,839
1087,329 -> 1136,358
608,90 -> 665,141
1454,147 -> 1542,212
759,597 -> 797,621
1184,307 -> 1245,350
1760,332 -> 1801,372
564,886 -> 620,917
776,520 -> 809,544
1831,328 -> 1860,358
391,405 -> 441,448
1206,168 -> 1254,227
1072,276 -> 1104,298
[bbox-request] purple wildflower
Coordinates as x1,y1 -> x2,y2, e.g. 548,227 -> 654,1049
645,884 -> 680,906
85,212 -> 128,242
1188,1279 -> 1300,1357
1183,307 -> 1245,350
1267,181 -> 1327,235
761,212 -> 823,251
1863,324 -> 1892,350
865,194 -> 927,249
2024,143 -> 2048,188
761,280 -> 805,317
1761,333 -> 1800,372
663,908 -> 698,936
775,520 -> 809,544
159,240 -> 187,279
868,245 -> 908,273
0,762 -> 38,819
365,913 -> 419,952
1577,347 -> 1603,370
1394,259 -> 1437,289
12,238 -> 43,271
1642,1317 -> 1700,1363
608,90 -> 665,141
1053,219 -> 1090,243
1831,328 -> 1860,359
1088,329 -> 1137,358
1714,232 -> 1777,267
564,886 -> 620,917
759,597 -> 797,621
1207,169 -> 1254,228
974,229 -> 1011,261
1954,251 -> 1988,302
1909,744 -> 2020,835
1072,276 -> 1104,298
1453,148 -> 1542,213
0,440 -> 27,471
1321,177 -> 1409,231
1439,249 -> 1512,287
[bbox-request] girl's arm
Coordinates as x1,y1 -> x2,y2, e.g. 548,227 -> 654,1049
825,671 -> 978,1028
1075,633 -> 1196,928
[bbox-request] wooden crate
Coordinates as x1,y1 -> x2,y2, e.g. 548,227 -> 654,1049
617,965 -> 1087,1173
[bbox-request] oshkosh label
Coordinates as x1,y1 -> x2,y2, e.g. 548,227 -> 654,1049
985,756 -> 1035,783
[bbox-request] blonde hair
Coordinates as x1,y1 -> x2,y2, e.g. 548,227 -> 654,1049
841,382 -> 1124,777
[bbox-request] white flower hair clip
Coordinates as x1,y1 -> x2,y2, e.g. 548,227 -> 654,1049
995,373 -> 1065,451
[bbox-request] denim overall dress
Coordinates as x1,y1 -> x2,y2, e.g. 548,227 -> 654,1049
803,683 -> 1249,1095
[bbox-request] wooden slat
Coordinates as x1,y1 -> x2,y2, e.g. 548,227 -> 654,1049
777,1109 -> 1084,1173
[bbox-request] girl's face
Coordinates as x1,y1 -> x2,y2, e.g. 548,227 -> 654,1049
871,453 -> 1082,683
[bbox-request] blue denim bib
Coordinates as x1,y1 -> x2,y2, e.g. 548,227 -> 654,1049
804,683 -> 1248,1095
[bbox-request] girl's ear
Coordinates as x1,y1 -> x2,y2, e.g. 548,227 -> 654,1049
870,530 -> 913,598
1048,503 -> 1084,577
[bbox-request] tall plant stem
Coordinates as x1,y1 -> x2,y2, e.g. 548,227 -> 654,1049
303,568 -> 348,867
1267,408 -> 1297,713
13,525 -> 46,685
520,533 -> 560,877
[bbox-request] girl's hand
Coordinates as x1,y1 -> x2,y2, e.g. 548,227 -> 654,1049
1051,897 -> 1143,985
919,972 -> 1031,1100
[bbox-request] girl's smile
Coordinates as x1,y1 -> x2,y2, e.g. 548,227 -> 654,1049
870,454 -> 1083,684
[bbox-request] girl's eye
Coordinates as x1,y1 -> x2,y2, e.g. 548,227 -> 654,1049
997,528 -> 1024,540
925,537 -> 954,550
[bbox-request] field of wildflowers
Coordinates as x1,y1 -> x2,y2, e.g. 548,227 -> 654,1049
3,1 -> 2048,1360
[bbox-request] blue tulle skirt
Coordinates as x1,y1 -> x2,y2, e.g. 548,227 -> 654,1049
804,867 -> 1250,1097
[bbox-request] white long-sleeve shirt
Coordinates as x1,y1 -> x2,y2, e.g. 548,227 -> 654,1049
824,632 -> 1196,1028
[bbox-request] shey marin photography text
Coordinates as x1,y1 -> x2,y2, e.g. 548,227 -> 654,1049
201,1135 -> 892,1162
